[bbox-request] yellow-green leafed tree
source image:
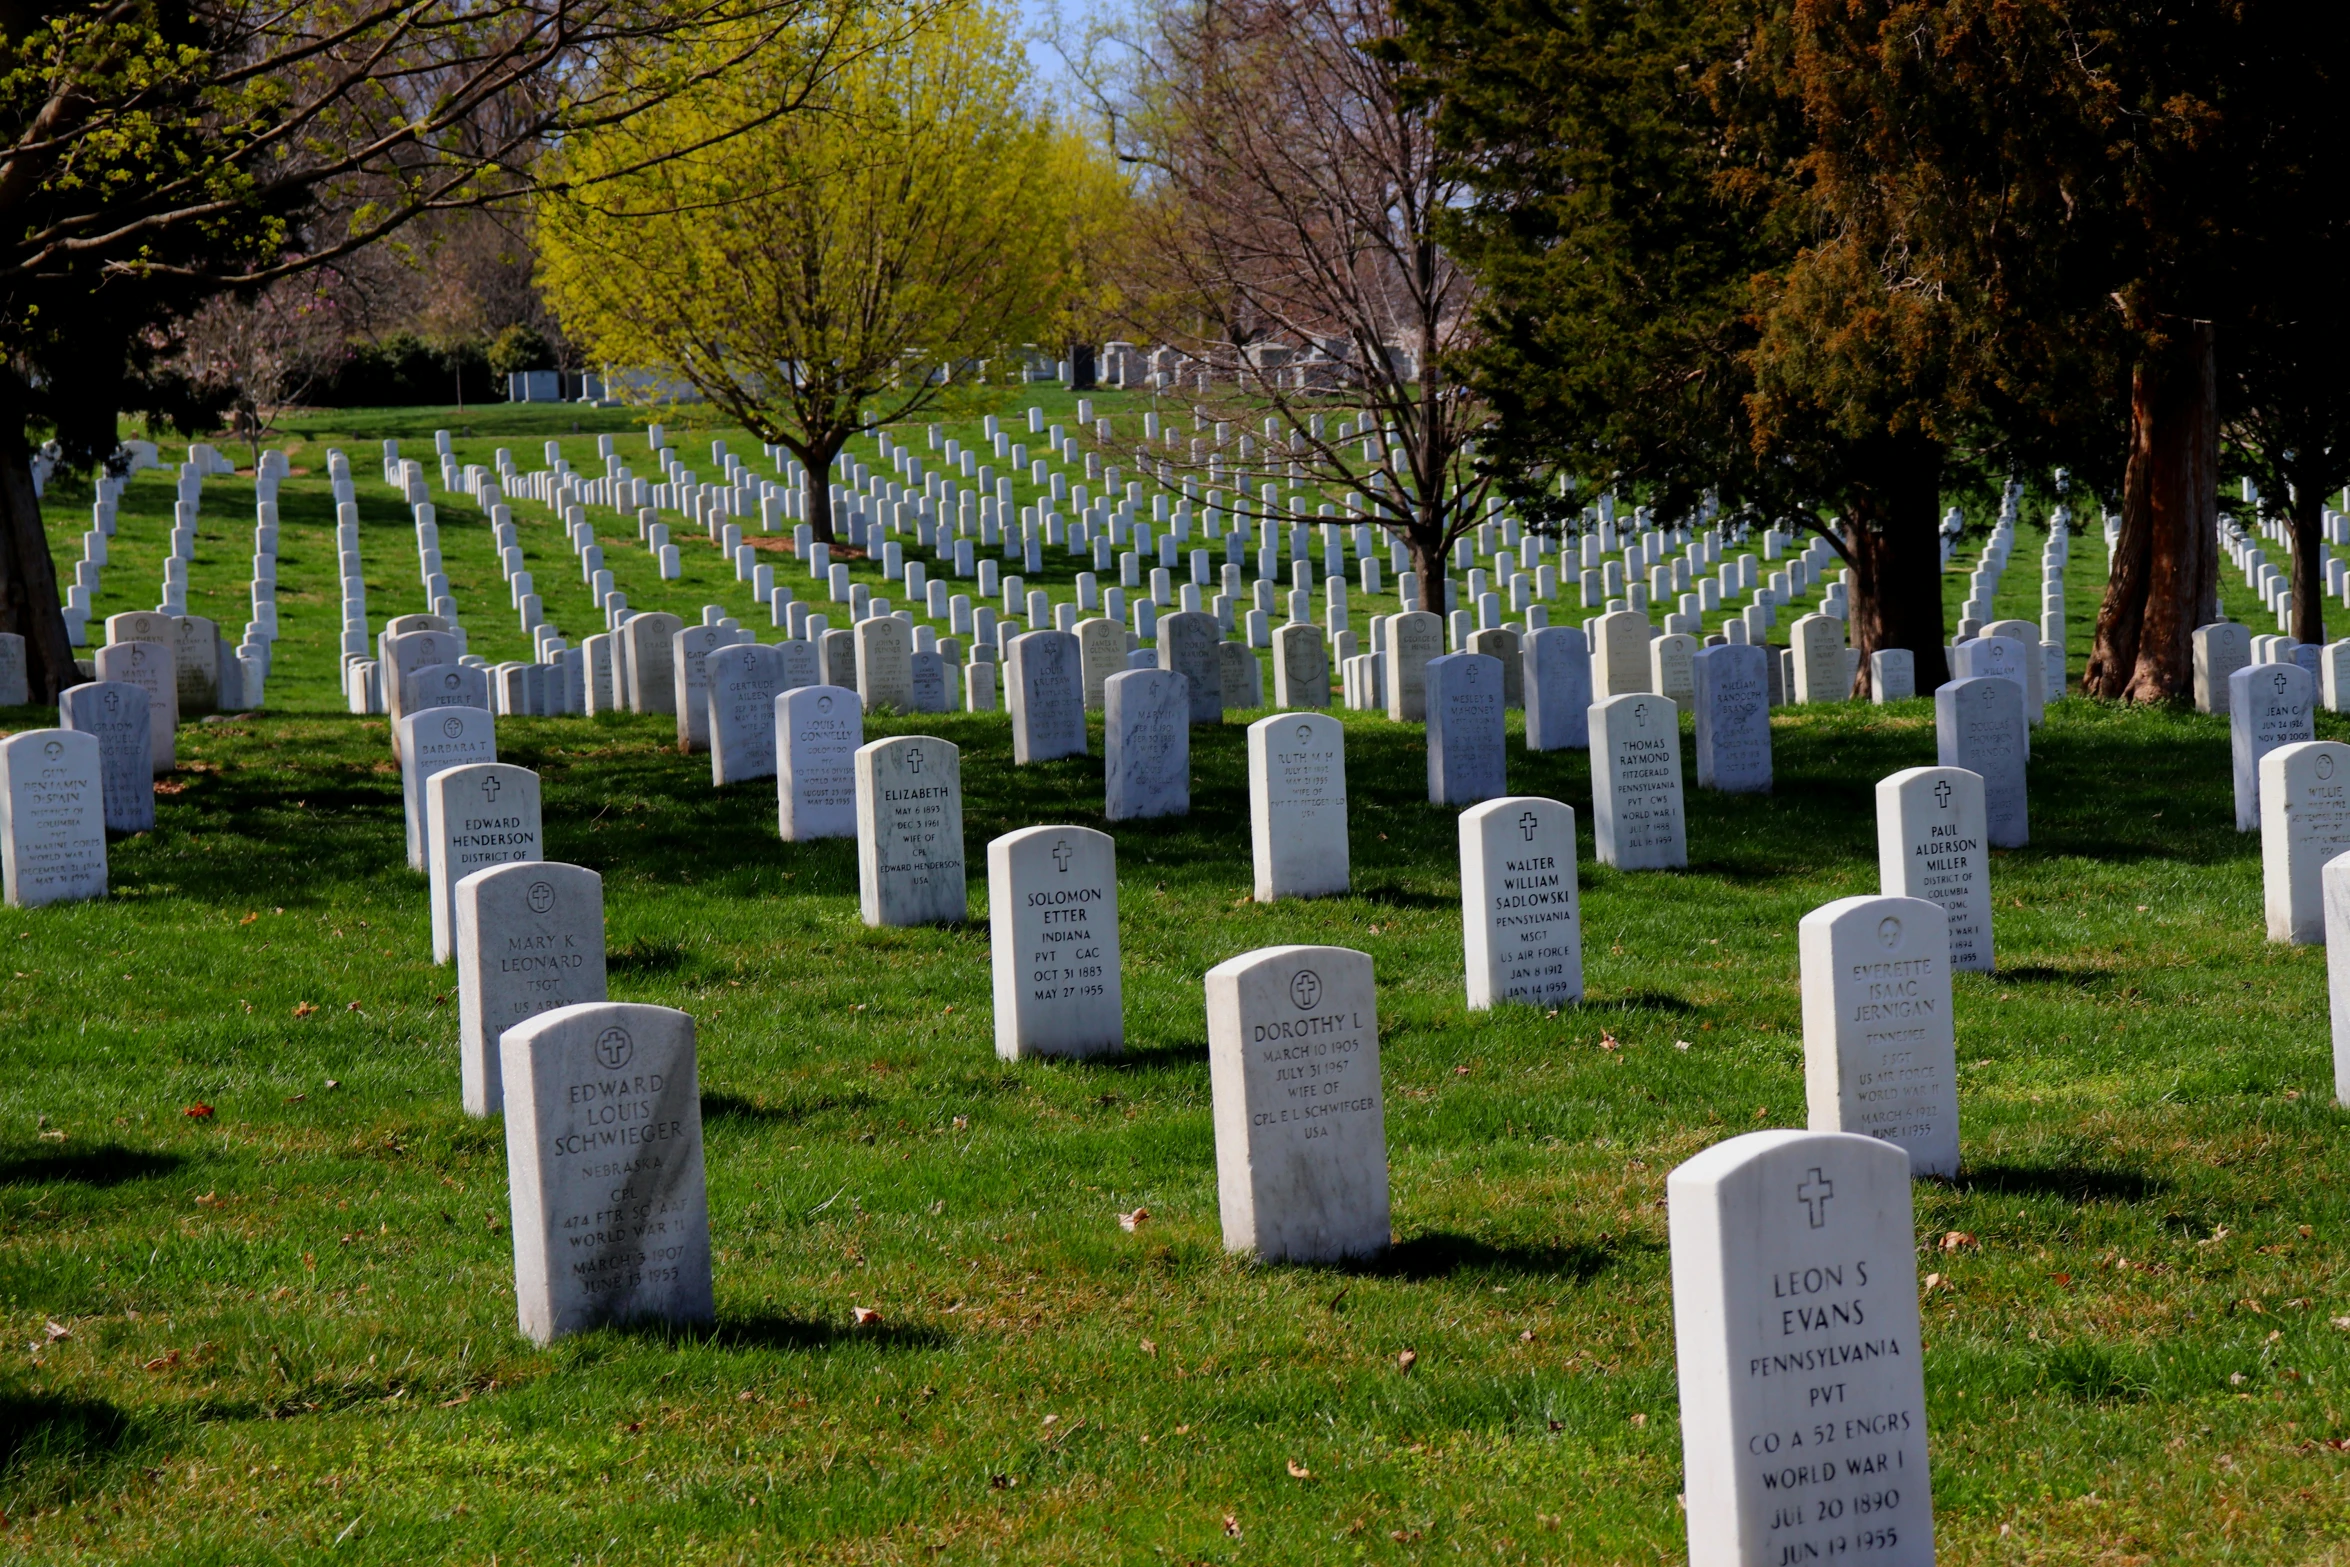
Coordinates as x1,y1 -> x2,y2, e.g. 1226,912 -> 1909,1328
538,0 -> 1117,542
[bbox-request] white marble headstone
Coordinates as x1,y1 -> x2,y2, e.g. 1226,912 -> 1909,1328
428,762 -> 543,964
456,861 -> 606,1117
92,640 -> 174,774
707,642 -> 784,786
1875,766 -> 1992,973
1247,713 -> 1348,901
1459,796 -> 1581,1010
1933,677 -> 2026,847
1424,652 -> 1507,806
0,729 -> 106,908
1692,643 -> 1770,794
855,735 -> 965,926
1800,894 -> 1960,1177
1522,625 -> 1591,751
2260,740 -> 2350,944
1157,610 -> 1224,723
1383,611 -> 1444,721
1007,630 -> 1087,763
776,685 -> 862,840
1273,622 -> 1330,709
57,680 -> 153,832
397,706 -> 496,870
988,825 -> 1123,1059
1590,692 -> 1687,869
1105,668 -> 1189,821
2230,662 -> 2316,832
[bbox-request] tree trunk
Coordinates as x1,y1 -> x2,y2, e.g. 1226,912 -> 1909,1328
1837,432 -> 1950,698
2289,466 -> 2327,647
2086,320 -> 2218,702
1404,524 -> 1446,619
0,419 -> 83,702
788,431 -> 847,546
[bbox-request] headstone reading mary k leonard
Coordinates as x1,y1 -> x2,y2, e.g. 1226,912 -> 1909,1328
706,642 -> 784,786
398,706 -> 496,871
457,861 -> 607,1117
1007,630 -> 1087,763
1692,643 -> 1771,794
1104,668 -> 1189,821
988,825 -> 1122,1059
1248,713 -> 1348,901
58,681 -> 153,833
1800,894 -> 1960,1178
2230,661 -> 2316,832
776,685 -> 861,840
1668,1130 -> 1934,1567
427,762 -> 543,964
1590,692 -> 1687,869
855,735 -> 965,926
500,1002 -> 712,1345
1206,945 -> 1387,1264
1459,796 -> 1581,1010
2260,740 -> 2350,944
1933,677 -> 2027,848
1875,767 -> 1992,973
0,729 -> 107,908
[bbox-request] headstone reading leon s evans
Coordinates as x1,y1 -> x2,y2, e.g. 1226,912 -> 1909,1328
1800,894 -> 1960,1178
1459,796 -> 1581,1009
1247,713 -> 1349,901
1668,1130 -> 1933,1567
1205,945 -> 1387,1263
500,1001 -> 712,1345
1875,767 -> 1993,973
855,736 -> 965,926
988,825 -> 1123,1059
1104,668 -> 1189,821
0,729 -> 106,908
2260,740 -> 2350,944
1590,693 -> 1687,869
1424,652 -> 1507,806
777,685 -> 862,841
428,762 -> 543,964
1933,677 -> 2027,847
457,861 -> 607,1117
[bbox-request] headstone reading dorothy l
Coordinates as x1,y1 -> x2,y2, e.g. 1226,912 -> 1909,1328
500,1001 -> 712,1345
1104,668 -> 1189,821
1691,643 -> 1771,794
1800,894 -> 1960,1177
1590,693 -> 1687,869
1205,944 -> 1387,1263
0,729 -> 107,908
2260,740 -> 2350,944
1424,652 -> 1507,806
2230,662 -> 2316,832
57,681 -> 153,833
455,861 -> 607,1118
1668,1130 -> 1934,1567
1875,766 -> 1993,973
988,825 -> 1123,1060
1934,677 -> 2027,847
1247,713 -> 1349,901
855,735 -> 965,926
1459,796 -> 1581,1010
776,685 -> 862,840
427,762 -> 543,964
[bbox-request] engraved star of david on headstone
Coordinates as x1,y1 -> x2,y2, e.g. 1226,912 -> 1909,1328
1797,1168 -> 1834,1228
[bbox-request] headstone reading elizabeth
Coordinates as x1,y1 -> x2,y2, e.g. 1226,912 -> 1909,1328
855,736 -> 965,926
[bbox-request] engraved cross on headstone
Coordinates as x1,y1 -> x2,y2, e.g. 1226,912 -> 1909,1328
1934,779 -> 1952,810
1797,1167 -> 1834,1229
1518,810 -> 1539,841
1052,839 -> 1072,873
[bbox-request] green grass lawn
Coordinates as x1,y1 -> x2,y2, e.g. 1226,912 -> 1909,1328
7,402 -> 2348,1564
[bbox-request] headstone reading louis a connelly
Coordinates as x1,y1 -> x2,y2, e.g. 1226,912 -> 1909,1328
1590,692 -> 1687,869
2260,740 -> 2350,944
1104,667 -> 1189,821
988,825 -> 1123,1060
1206,945 -> 1387,1264
1668,1129 -> 1934,1567
776,685 -> 861,841
1007,630 -> 1087,763
1692,643 -> 1771,794
1875,766 -> 1993,973
501,1001 -> 712,1345
1934,676 -> 2027,847
1424,652 -> 1507,807
1248,712 -> 1349,901
2230,662 -> 2316,833
855,735 -> 965,926
58,681 -> 153,833
398,706 -> 496,870
1800,894 -> 1960,1178
427,762 -> 543,964
457,861 -> 607,1118
0,729 -> 107,909
1459,796 -> 1582,1010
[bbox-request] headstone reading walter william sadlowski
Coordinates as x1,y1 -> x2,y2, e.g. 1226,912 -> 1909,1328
1248,713 -> 1348,901
1668,1130 -> 1934,1567
456,861 -> 606,1117
1800,894 -> 1960,1178
989,825 -> 1123,1060
1206,945 -> 1388,1264
500,1001 -> 712,1345
1459,796 -> 1581,1010
855,735 -> 965,926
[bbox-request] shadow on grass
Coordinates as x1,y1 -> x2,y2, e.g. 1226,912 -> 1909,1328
0,1393 -> 143,1475
0,1146 -> 185,1187
609,937 -> 690,975
1955,1162 -> 2167,1204
1584,991 -> 1701,1017
624,1312 -> 953,1354
701,1090 -> 882,1126
1993,964 -> 2111,988
1342,1231 -> 1630,1284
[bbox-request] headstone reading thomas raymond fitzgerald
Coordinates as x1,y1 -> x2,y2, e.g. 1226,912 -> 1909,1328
1589,608 -> 1654,697
1104,667 -> 1189,821
0,729 -> 107,909
1590,692 -> 1688,869
93,640 -> 174,774
1692,643 -> 1771,794
1007,630 -> 1087,763
1205,944 -> 1388,1264
2230,661 -> 2316,832
398,706 -> 496,870
1668,1129 -> 1934,1567
854,614 -> 914,712
777,685 -> 862,840
1424,652 -> 1507,807
1933,677 -> 2027,848
457,861 -> 607,1118
706,642 -> 784,786
1522,625 -> 1592,752
1459,795 -> 1582,1010
988,825 -> 1123,1060
500,1001 -> 712,1346
2193,620 -> 2252,715
1248,712 -> 1349,901
1077,616 -> 1127,710
2261,740 -> 2350,944
855,735 -> 965,926
1875,766 -> 1993,973
1273,621 -> 1331,709
428,762 -> 543,964
1157,609 -> 1225,723
623,611 -> 685,714
1800,894 -> 1960,1178
1383,610 -> 1445,722
58,681 -> 154,833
